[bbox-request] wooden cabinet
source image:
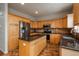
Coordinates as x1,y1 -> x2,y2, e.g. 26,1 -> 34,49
31,21 -> 44,28
37,21 -> 43,28
62,17 -> 67,28
51,21 -> 56,28
34,22 -> 38,28
73,3 -> 79,25
55,19 -> 62,28
31,17 -> 67,28
19,36 -> 46,56
50,34 -> 62,44
54,17 -> 67,28
30,36 -> 46,56
31,21 -> 38,28
19,40 -> 30,56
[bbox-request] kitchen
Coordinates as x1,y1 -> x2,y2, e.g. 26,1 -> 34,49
0,3 -> 79,56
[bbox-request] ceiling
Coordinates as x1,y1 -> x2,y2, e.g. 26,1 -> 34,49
8,3 -> 73,20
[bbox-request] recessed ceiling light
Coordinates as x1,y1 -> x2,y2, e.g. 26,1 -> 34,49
35,11 -> 38,14
21,3 -> 24,5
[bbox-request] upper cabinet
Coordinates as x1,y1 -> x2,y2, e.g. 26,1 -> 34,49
31,21 -> 39,28
73,3 -> 79,25
31,17 -> 67,28
51,17 -> 67,28
62,16 -> 67,28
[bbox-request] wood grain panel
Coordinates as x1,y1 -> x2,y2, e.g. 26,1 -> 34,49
8,14 -> 31,51
50,34 -> 62,45
8,14 -> 20,51
19,36 -> 46,56
31,16 -> 67,28
19,40 -> 30,56
73,3 -> 79,25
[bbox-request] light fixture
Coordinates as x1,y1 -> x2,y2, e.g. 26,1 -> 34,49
35,11 -> 38,14
21,3 -> 24,5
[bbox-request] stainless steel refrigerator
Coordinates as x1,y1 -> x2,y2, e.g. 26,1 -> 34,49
19,21 -> 30,40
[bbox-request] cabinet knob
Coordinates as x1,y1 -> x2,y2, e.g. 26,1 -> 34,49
23,43 -> 26,46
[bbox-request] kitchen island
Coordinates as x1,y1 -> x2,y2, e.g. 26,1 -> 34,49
19,34 -> 46,56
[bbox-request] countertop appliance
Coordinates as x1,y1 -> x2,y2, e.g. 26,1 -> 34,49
19,21 -> 30,40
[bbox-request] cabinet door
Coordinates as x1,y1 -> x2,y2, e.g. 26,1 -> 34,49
37,21 -> 42,28
74,14 -> 78,25
50,34 -> 62,44
30,36 -> 46,56
34,37 -> 46,56
73,4 -> 79,25
31,21 -> 38,28
62,17 -> 67,28
41,21 -> 44,28
35,22 -> 38,28
19,40 -> 29,56
54,19 -> 62,28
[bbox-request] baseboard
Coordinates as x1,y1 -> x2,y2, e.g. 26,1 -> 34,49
0,48 -> 8,54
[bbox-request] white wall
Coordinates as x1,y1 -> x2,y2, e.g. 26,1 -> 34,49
0,3 -> 8,54
67,14 -> 73,28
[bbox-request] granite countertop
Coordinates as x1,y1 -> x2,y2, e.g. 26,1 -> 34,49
29,33 -> 62,41
20,34 -> 45,42
29,34 -> 45,41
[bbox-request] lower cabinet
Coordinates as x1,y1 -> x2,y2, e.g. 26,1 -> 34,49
19,40 -> 30,56
50,34 -> 62,56
50,34 -> 62,44
19,36 -> 46,56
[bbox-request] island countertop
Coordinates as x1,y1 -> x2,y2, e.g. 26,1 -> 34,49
20,34 -> 46,42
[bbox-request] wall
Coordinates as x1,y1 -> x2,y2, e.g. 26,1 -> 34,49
0,3 -> 8,53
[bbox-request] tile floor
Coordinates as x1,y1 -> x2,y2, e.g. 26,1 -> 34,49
39,41 -> 60,56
